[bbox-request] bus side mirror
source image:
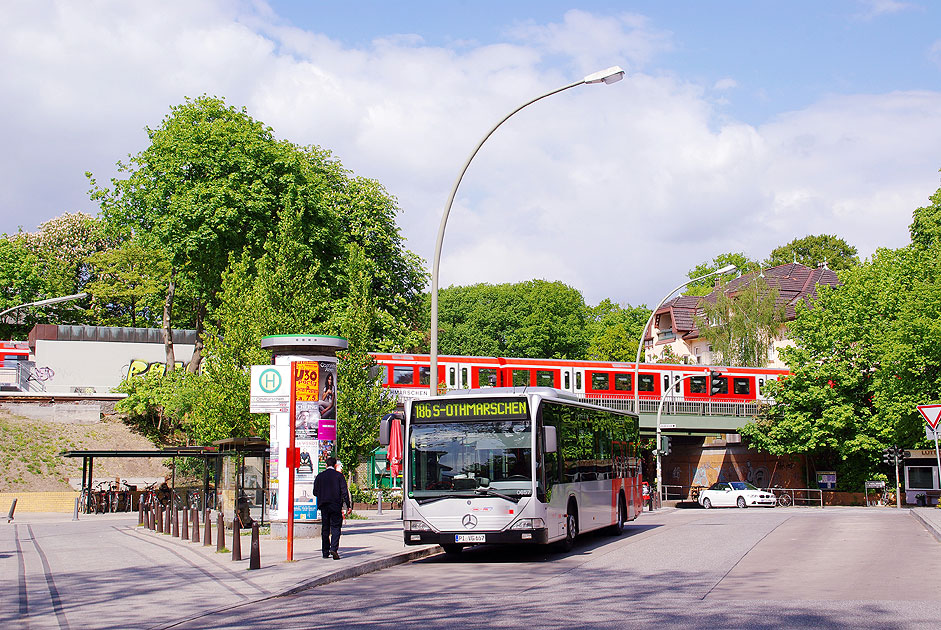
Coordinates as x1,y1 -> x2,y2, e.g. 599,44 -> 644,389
543,426 -> 557,453
379,414 -> 393,446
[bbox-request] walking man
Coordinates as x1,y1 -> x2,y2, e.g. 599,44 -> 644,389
313,456 -> 351,559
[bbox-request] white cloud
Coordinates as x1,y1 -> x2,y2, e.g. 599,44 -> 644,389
713,78 -> 738,91
1,1 -> 940,309
854,0 -> 915,20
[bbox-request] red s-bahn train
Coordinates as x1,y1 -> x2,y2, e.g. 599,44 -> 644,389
370,353 -> 788,403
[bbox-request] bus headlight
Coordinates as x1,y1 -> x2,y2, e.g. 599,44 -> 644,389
404,520 -> 432,532
510,518 -> 545,530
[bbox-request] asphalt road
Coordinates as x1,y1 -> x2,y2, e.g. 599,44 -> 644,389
174,507 -> 941,630
5,507 -> 941,629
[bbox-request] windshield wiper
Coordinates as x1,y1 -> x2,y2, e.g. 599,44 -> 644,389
415,495 -> 453,505
474,487 -> 521,503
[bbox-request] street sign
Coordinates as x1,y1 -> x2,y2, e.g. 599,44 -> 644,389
917,404 -> 941,430
927,425 -> 940,441
250,365 -> 291,413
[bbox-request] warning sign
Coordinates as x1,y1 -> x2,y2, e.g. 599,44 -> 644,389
917,404 -> 941,430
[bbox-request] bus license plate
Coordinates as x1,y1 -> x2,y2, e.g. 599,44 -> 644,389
455,534 -> 485,543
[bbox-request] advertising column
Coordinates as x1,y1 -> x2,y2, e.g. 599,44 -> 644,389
260,335 -> 347,548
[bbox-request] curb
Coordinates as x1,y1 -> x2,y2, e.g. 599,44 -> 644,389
909,508 -> 941,543
278,545 -> 443,596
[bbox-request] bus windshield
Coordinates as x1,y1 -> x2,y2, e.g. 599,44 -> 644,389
408,420 -> 532,502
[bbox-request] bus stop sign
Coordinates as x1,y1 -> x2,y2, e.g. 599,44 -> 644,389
917,404 -> 941,430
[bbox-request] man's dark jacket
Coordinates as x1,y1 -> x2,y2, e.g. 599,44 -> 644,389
313,467 -> 351,509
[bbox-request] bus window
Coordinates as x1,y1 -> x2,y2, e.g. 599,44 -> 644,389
536,370 -> 554,387
638,374 -> 655,392
393,366 -> 413,385
614,373 -> 632,391
513,369 -> 530,386
591,372 -> 610,391
689,376 -> 707,394
419,367 -> 431,385
734,378 -> 751,395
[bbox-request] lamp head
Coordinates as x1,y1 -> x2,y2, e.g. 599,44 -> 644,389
583,66 -> 625,85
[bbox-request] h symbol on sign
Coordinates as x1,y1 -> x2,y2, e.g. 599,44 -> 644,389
259,369 -> 282,393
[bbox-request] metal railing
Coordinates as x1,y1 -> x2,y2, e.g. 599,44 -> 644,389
765,487 -> 824,508
660,484 -> 686,501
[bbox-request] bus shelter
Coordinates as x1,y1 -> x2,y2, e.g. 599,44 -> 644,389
212,437 -> 269,528
62,446 -> 220,512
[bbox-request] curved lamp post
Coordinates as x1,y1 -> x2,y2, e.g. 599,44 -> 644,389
0,292 -> 87,320
429,66 -> 626,395
633,265 -> 737,494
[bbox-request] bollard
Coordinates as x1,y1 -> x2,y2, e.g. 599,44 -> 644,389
232,518 -> 242,561
377,491 -> 383,515
216,513 -> 225,552
203,510 -> 212,547
156,505 -> 164,533
172,507 -> 180,537
182,506 -> 189,540
7,498 -> 18,523
138,500 -> 144,526
73,497 -> 80,522
165,502 -> 172,533
148,507 -> 154,530
249,523 -> 260,570
191,508 -> 200,543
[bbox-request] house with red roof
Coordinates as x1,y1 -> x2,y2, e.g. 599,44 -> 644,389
644,262 -> 840,367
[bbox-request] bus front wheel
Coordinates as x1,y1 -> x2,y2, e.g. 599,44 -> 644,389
559,502 -> 578,552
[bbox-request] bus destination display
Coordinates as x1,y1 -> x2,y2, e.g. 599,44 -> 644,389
413,398 -> 529,421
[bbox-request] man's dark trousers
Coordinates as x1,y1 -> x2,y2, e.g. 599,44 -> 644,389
320,503 -> 343,555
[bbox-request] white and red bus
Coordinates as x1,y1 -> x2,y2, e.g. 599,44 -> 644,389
381,387 -> 642,554
370,352 -> 788,405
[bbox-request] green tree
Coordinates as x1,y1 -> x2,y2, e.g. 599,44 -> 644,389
695,276 -> 786,367
427,280 -> 589,359
86,237 -> 169,327
585,299 -> 650,361
0,237 -> 45,338
684,253 -> 755,296
910,179 -> 941,250
741,183 -> 941,489
765,234 -> 859,272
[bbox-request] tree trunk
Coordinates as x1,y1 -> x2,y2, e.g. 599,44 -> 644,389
163,275 -> 176,370
187,298 -> 205,374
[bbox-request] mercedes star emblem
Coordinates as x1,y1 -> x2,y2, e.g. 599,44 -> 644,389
462,514 -> 478,529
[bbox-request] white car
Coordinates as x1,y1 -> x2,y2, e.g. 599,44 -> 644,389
698,481 -> 777,509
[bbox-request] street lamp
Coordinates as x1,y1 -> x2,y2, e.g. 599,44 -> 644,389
633,265 -> 736,495
654,369 -> 722,498
0,292 -> 88,319
429,66 -> 626,395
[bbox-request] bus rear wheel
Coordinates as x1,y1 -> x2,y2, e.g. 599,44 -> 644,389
607,494 -> 626,536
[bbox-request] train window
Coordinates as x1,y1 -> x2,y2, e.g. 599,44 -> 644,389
419,367 -> 431,385
638,374 -> 655,392
576,372 -> 582,390
393,366 -> 413,385
479,368 -> 498,387
614,373 -> 632,391
591,372 -> 610,391
536,370 -> 554,387
674,376 -> 681,392
378,365 -> 389,384
758,378 -> 765,388
689,376 -> 707,394
711,376 -> 729,395
564,371 -> 571,389
513,369 -> 530,386
734,378 -> 750,395
663,375 -> 670,391
462,368 -> 468,388
449,367 -> 456,387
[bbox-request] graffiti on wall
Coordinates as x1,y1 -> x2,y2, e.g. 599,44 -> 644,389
125,359 -> 187,380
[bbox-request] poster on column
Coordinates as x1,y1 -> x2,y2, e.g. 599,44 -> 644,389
294,360 -> 337,461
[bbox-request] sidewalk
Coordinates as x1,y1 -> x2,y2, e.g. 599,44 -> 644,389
2,509 -> 440,629
910,506 -> 941,542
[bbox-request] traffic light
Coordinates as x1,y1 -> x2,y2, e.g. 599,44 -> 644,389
660,436 -> 672,456
882,446 -> 912,466
882,447 -> 894,465
709,371 -> 726,396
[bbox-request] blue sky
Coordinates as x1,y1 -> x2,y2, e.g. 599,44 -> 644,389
2,0 -> 940,305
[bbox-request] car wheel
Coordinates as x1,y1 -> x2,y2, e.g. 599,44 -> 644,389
737,496 -> 747,509
702,497 -> 712,509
